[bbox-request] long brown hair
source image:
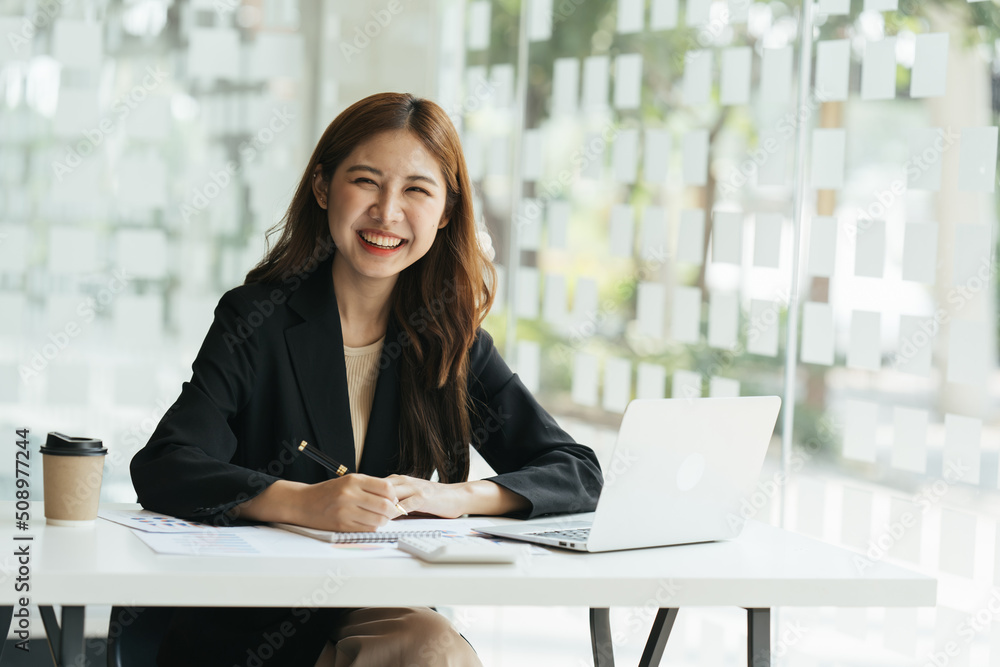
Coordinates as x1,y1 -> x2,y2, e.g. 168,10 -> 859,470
245,92 -> 496,483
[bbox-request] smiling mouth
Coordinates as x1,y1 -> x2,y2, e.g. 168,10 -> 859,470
357,231 -> 406,249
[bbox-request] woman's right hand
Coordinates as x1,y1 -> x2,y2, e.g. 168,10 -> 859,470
231,476 -> 403,532
293,474 -> 403,532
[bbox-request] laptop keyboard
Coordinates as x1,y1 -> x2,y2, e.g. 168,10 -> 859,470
524,528 -> 591,541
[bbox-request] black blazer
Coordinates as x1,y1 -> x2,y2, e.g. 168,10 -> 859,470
130,255 -> 603,524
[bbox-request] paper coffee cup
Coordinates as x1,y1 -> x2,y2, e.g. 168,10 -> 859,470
41,432 -> 107,527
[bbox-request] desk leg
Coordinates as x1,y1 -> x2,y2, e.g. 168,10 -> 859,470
746,608 -> 770,667
638,607 -> 678,667
39,605 -> 85,667
589,608 -> 615,667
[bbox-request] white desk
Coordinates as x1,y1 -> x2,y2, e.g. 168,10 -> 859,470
0,503 -> 936,666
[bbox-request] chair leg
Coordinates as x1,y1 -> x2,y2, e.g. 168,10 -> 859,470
589,607 -> 615,667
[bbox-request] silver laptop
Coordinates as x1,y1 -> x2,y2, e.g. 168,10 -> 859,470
474,396 -> 781,552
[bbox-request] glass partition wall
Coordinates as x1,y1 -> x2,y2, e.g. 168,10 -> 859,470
447,0 -> 1000,664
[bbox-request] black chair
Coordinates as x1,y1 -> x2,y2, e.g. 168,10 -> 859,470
106,606 -> 173,667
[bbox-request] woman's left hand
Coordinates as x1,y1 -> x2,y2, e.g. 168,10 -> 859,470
385,475 -> 467,518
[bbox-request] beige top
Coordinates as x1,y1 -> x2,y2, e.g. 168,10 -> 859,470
343,336 -> 385,470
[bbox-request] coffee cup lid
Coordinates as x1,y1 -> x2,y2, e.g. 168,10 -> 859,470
40,432 -> 108,456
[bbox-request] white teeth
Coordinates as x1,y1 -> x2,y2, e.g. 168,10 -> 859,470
359,231 -> 403,249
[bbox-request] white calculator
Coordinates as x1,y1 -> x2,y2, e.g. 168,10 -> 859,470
397,535 -> 519,564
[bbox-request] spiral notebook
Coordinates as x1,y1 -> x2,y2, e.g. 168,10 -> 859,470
269,522 -> 442,544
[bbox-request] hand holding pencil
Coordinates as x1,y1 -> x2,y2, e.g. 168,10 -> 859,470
297,440 -> 407,516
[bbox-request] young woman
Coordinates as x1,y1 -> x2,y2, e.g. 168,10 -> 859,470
130,92 -> 603,666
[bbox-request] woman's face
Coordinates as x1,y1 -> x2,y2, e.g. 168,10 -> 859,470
315,129 -> 449,287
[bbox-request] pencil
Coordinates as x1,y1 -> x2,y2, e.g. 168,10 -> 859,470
297,440 -> 407,515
